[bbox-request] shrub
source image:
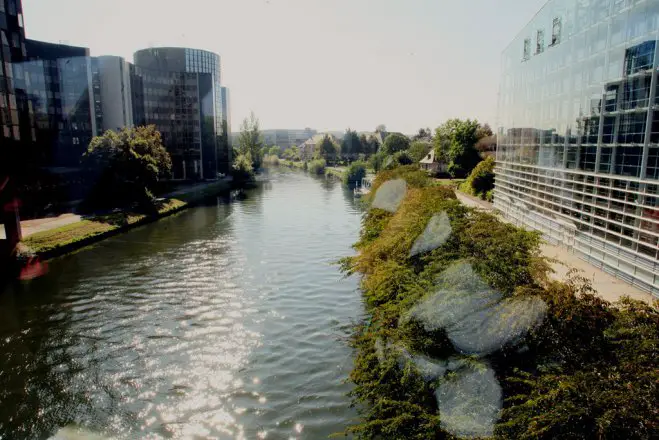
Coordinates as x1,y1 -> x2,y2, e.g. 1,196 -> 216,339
343,161 -> 367,185
340,165 -> 658,439
461,156 -> 495,200
308,159 -> 326,175
392,150 -> 413,166
263,154 -> 280,166
231,153 -> 255,184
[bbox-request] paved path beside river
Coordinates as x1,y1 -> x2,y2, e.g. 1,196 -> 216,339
0,213 -> 82,240
454,191 -> 654,303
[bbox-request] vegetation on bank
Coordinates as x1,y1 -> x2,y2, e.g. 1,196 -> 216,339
81,125 -> 172,214
308,159 -> 327,175
459,156 -> 495,202
342,161 -> 367,185
339,165 -> 658,439
21,199 -> 186,256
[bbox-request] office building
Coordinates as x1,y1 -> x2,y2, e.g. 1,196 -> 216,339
1,0 -> 28,146
17,39 -> 94,167
91,55 -> 133,133
0,0 -> 28,253
495,0 -> 659,296
132,47 -> 230,179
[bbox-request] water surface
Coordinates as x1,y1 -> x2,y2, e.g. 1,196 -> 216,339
0,169 -> 363,439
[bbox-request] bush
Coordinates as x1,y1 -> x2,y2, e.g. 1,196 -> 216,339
231,153 -> 255,184
81,125 -> 172,213
343,161 -> 367,185
392,150 -> 413,166
340,165 -> 658,439
263,154 -> 280,166
308,159 -> 326,175
460,156 -> 494,200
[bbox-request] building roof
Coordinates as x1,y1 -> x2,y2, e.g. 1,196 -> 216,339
420,149 -> 441,164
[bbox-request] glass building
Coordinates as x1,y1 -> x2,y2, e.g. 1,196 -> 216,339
496,0 -> 659,296
17,39 -> 94,167
132,47 -> 230,179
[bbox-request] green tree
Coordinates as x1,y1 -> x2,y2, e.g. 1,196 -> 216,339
381,133 -> 410,156
411,127 -> 433,142
360,134 -> 379,157
341,129 -> 363,161
434,118 -> 482,177
408,141 -> 432,162
237,111 -> 264,170
315,135 -> 338,164
82,125 -> 172,212
269,145 -> 281,157
232,154 -> 255,184
391,150 -> 413,166
461,156 -> 495,200
343,161 -> 367,185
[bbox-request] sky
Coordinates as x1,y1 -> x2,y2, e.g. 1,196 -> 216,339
22,0 -> 547,133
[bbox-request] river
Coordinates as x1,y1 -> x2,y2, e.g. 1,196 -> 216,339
0,169 -> 363,439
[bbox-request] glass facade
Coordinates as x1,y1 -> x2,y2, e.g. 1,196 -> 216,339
15,40 -> 94,167
133,47 -> 229,179
0,0 -> 27,145
496,0 -> 659,296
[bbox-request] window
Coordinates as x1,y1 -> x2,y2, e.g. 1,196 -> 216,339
618,113 -> 646,144
523,38 -> 531,61
615,146 -> 643,177
599,147 -> 613,173
624,41 -> 656,75
602,117 -> 616,144
646,147 -> 659,179
623,76 -> 651,110
536,30 -> 545,54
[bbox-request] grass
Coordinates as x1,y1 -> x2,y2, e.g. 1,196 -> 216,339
432,178 -> 464,187
325,167 -> 345,179
22,198 -> 187,255
279,159 -> 307,170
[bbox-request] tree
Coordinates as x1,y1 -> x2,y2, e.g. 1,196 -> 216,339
269,145 -> 281,157
412,128 -> 433,142
343,161 -> 367,185
434,118 -> 482,177
408,141 -> 432,162
232,154 -> 255,185
237,112 -> 264,170
82,125 -> 172,212
460,156 -> 495,201
375,124 -> 387,133
381,133 -> 410,156
360,134 -> 379,157
315,135 -> 338,164
341,129 -> 363,161
391,150 -> 413,166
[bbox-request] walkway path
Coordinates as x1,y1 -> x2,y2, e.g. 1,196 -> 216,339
454,191 -> 654,303
0,214 -> 82,240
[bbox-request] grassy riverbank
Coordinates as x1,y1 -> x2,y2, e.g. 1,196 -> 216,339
279,159 -> 307,170
19,180 -> 230,260
340,165 -> 658,439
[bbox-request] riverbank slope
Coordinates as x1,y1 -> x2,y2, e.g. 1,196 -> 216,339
340,165 -> 657,439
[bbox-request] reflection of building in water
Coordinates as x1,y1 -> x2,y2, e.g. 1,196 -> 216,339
496,0 -> 659,296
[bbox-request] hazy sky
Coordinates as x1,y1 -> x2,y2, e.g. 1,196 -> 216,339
22,0 -> 546,133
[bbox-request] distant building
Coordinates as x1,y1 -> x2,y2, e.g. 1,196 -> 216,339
419,149 -> 447,174
298,133 -> 340,161
261,128 -> 317,150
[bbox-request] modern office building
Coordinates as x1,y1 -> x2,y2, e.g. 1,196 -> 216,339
132,47 -> 230,179
17,39 -> 94,167
91,55 -> 133,133
495,0 -> 659,296
0,0 -> 28,253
